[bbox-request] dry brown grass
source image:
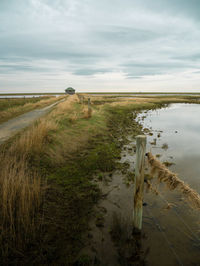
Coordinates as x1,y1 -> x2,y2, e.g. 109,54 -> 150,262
146,152 -> 200,210
0,154 -> 41,241
51,95 -> 79,118
0,96 -> 65,123
0,153 -> 41,253
109,97 -> 152,106
0,95 -> 90,254
15,119 -> 58,154
0,113 -> 59,254
82,105 -> 92,119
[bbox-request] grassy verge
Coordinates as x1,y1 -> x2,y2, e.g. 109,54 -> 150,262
1,95 -> 195,265
0,96 -> 65,123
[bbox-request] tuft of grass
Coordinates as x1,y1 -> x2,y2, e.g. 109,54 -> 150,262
162,143 -> 169,150
163,161 -> 175,167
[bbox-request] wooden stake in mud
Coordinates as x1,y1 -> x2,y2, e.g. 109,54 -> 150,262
133,135 -> 147,230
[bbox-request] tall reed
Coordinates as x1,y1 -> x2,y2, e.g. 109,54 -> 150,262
0,118 -> 58,255
0,94 -> 89,256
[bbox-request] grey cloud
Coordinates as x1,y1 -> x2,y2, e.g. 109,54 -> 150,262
73,68 -> 111,76
122,60 -> 196,78
172,53 -> 200,62
136,0 -> 200,22
0,64 -> 48,73
126,76 -> 143,79
0,0 -> 200,92
95,26 -> 160,44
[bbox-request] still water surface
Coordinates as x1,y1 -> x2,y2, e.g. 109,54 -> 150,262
138,104 -> 200,266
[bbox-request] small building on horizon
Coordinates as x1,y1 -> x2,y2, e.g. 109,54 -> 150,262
65,87 -> 75,95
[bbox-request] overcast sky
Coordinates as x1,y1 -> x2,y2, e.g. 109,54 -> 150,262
0,0 -> 200,93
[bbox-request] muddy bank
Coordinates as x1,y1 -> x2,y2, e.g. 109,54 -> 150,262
78,103 -> 200,266
77,109 -> 150,265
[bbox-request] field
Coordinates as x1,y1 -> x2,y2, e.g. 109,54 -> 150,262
0,94 -> 199,265
0,96 -> 65,123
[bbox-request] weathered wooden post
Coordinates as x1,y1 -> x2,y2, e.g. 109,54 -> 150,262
133,135 -> 147,230
88,97 -> 91,107
88,98 -> 92,117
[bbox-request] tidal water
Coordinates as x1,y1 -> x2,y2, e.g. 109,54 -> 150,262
77,103 -> 200,265
138,104 -> 200,266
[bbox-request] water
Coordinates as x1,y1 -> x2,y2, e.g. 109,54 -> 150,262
138,104 -> 200,266
80,103 -> 200,265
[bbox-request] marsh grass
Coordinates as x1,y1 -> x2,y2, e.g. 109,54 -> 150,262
0,95 -> 106,261
147,152 -> 200,209
0,96 -> 65,123
0,97 -> 46,112
0,116 -> 58,257
0,95 -> 172,264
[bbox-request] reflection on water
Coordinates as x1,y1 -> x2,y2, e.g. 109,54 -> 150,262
138,104 -> 200,266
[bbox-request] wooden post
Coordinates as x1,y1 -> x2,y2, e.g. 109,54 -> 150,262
88,97 -> 91,111
133,135 -> 147,230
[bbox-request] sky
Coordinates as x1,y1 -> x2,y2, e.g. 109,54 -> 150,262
0,0 -> 200,93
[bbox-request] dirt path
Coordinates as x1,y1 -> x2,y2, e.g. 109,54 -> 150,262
0,99 -> 63,145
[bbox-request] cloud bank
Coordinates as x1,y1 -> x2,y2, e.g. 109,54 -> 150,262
0,0 -> 200,92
